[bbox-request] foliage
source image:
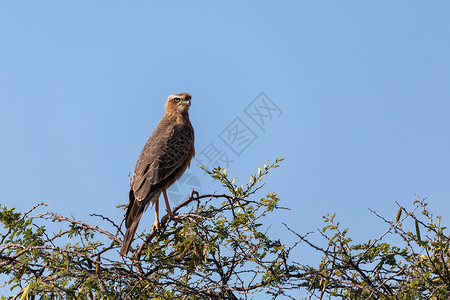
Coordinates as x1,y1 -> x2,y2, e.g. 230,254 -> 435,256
1,158 -> 450,299
0,158 -> 294,299
297,197 -> 450,299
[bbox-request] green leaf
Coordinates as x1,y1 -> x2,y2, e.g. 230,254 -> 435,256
20,283 -> 31,300
415,219 -> 421,241
395,207 -> 402,223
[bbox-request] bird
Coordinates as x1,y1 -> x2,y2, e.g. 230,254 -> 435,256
120,93 -> 195,256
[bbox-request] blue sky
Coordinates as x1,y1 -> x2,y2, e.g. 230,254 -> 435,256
1,1 -> 450,297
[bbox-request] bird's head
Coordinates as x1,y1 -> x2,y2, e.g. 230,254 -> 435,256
165,93 -> 192,114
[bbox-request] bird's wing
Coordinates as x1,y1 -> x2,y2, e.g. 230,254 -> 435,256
132,123 -> 192,202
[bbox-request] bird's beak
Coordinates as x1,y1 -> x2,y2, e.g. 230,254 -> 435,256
184,99 -> 191,107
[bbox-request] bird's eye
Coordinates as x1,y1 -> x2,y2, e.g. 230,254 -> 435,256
173,97 -> 181,103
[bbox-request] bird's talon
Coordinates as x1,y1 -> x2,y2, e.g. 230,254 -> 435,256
152,221 -> 161,231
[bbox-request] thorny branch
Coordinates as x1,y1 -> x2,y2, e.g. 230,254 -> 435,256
1,159 -> 450,299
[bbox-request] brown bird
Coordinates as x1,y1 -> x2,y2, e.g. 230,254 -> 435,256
120,93 -> 195,256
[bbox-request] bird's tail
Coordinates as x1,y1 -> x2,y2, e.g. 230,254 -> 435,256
120,189 -> 160,256
120,212 -> 143,256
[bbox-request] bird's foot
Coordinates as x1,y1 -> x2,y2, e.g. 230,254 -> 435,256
152,219 -> 161,231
